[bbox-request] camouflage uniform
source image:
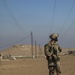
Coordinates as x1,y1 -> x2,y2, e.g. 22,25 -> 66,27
44,33 -> 62,75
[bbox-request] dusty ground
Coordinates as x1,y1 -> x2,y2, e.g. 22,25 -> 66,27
0,55 -> 75,75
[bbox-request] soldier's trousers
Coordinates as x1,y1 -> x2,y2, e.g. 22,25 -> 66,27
48,61 -> 62,75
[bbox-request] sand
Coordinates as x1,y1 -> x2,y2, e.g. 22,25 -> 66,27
0,55 -> 75,75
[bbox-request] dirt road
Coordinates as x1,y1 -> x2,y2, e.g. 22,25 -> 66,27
0,55 -> 75,75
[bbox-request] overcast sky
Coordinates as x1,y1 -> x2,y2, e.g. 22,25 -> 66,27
0,0 -> 75,50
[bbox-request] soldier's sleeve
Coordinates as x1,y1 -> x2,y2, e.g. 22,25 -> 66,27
44,44 -> 52,57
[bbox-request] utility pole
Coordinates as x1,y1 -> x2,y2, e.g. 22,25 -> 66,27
30,31 -> 34,58
35,41 -> 37,58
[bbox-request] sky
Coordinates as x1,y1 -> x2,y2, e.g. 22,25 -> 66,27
0,0 -> 75,50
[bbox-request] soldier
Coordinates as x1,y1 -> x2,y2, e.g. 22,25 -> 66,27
44,33 -> 62,75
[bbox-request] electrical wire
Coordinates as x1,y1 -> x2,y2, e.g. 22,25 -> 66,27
50,0 -> 56,33
0,35 -> 30,50
59,20 -> 75,38
58,0 -> 75,34
1,0 -> 26,33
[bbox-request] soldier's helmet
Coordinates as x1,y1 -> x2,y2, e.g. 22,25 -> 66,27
49,33 -> 59,39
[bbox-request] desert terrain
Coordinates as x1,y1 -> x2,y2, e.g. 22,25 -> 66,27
0,55 -> 75,75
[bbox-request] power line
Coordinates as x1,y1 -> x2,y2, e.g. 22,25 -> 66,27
50,0 -> 56,33
59,20 -> 75,38
1,0 -> 26,33
0,35 -> 30,49
58,0 -> 75,34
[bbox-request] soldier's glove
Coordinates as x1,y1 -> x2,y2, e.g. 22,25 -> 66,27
58,47 -> 62,52
52,55 -> 58,61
